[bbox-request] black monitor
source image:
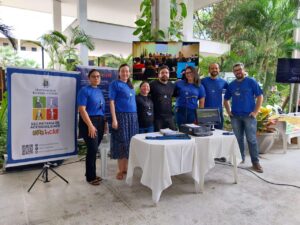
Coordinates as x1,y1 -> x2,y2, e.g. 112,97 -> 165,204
196,108 -> 221,126
276,58 -> 300,83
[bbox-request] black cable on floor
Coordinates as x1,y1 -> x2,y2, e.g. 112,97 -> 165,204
215,161 -> 300,189
61,156 -> 86,165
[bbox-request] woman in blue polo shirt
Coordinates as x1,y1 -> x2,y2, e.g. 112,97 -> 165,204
174,66 -> 206,127
77,69 -> 107,186
109,64 -> 138,180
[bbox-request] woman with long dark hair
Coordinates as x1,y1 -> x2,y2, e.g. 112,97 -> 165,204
109,64 -> 139,180
77,69 -> 107,185
174,66 -> 206,127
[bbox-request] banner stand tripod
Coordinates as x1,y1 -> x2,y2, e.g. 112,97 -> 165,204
27,162 -> 69,192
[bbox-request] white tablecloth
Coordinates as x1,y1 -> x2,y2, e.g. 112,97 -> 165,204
126,133 -> 197,203
192,129 -> 242,192
126,130 -> 242,203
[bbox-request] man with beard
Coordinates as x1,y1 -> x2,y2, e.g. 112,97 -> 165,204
201,63 -> 228,129
150,65 -> 176,131
224,63 -> 263,173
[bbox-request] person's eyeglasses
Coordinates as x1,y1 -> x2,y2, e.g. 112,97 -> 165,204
91,75 -> 101,79
233,68 -> 242,73
185,71 -> 192,75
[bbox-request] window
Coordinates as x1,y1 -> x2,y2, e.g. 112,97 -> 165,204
31,47 -> 37,52
21,46 -> 26,51
3,43 -> 9,46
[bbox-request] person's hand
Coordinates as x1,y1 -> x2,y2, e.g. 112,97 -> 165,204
112,120 -> 118,129
249,111 -> 258,118
104,122 -> 109,134
88,125 -> 97,138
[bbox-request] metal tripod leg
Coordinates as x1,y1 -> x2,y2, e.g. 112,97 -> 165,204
27,167 -> 47,192
27,163 -> 69,193
48,167 -> 69,184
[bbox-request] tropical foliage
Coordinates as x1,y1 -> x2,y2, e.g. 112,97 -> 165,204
0,46 -> 39,69
99,54 -> 132,68
0,92 -> 7,167
0,21 -> 16,50
196,0 -> 299,107
256,106 -> 276,133
133,0 -> 187,41
30,26 -> 94,71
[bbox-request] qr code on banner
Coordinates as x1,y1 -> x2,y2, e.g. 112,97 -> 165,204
22,144 -> 33,155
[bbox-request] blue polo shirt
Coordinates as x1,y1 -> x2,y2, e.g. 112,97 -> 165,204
109,80 -> 137,113
77,85 -> 105,116
224,77 -> 263,116
201,77 -> 228,111
175,80 -> 206,109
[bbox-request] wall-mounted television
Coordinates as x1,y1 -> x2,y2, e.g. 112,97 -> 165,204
276,58 -> 300,83
132,41 -> 199,80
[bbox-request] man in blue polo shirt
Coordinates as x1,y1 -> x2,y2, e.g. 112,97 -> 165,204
202,63 -> 228,129
224,63 -> 263,173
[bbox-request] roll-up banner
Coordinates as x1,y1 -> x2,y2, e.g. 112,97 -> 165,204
6,67 -> 80,168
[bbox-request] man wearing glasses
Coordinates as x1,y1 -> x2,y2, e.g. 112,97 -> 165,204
224,63 -> 264,173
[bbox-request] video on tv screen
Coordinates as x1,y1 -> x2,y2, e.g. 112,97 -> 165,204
132,41 -> 199,80
276,58 -> 300,83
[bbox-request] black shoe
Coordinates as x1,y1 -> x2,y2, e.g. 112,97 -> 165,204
215,157 -> 226,162
252,162 -> 263,173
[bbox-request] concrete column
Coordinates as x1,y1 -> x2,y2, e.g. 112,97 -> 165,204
17,39 -> 21,53
182,0 -> 194,41
151,0 -> 170,39
77,0 -> 88,66
53,0 -> 62,32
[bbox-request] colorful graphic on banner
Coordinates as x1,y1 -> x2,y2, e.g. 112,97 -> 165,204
6,67 -> 80,167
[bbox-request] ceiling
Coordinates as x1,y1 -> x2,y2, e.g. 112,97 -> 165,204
0,0 -> 222,27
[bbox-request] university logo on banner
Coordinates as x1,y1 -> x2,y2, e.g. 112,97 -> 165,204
6,67 -> 80,167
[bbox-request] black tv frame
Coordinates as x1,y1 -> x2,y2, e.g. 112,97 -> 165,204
276,58 -> 300,83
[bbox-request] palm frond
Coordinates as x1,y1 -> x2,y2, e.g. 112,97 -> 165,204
0,22 -> 17,50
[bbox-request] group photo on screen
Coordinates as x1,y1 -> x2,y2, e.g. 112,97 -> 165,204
132,42 -> 199,80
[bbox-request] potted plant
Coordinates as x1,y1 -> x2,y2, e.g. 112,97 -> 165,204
256,106 -> 277,154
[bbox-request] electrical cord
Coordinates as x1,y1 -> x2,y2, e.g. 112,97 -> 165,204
215,161 -> 300,189
1,155 -> 299,190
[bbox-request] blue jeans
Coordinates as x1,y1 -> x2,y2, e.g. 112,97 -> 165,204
230,115 -> 259,163
139,126 -> 154,134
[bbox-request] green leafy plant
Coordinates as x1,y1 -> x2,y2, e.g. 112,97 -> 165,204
133,0 -> 187,41
29,26 -> 95,71
0,92 -> 8,168
256,106 -> 276,133
169,0 -> 187,41
0,21 -> 16,50
99,54 -> 132,68
0,46 -> 39,69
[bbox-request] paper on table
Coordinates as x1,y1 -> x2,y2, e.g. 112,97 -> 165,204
160,128 -> 178,135
145,133 -> 161,137
185,124 -> 200,128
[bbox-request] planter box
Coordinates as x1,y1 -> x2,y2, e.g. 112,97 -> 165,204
291,137 -> 298,144
257,132 -> 275,154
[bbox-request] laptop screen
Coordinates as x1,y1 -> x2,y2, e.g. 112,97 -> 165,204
196,108 -> 220,125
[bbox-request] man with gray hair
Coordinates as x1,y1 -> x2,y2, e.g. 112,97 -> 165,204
224,63 -> 264,173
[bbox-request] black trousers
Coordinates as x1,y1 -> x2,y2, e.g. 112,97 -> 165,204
79,116 -> 105,182
154,117 -> 176,131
